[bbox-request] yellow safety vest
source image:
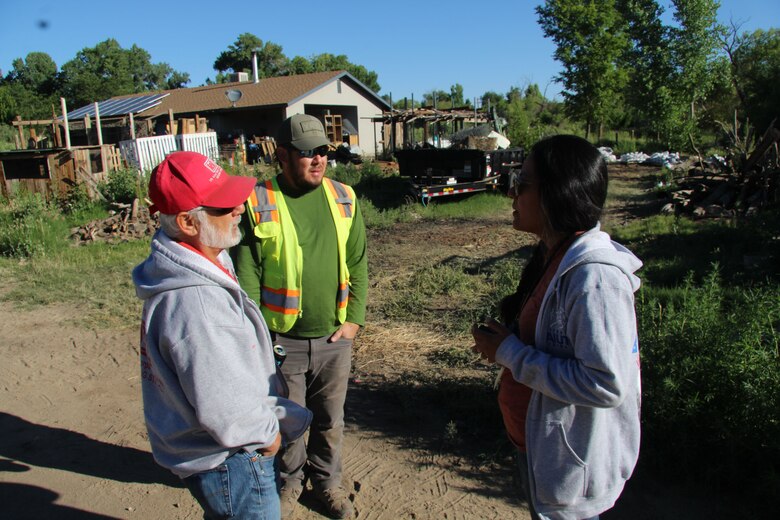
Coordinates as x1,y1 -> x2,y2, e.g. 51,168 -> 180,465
246,176 -> 354,332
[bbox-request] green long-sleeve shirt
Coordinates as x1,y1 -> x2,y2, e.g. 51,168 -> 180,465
232,175 -> 368,338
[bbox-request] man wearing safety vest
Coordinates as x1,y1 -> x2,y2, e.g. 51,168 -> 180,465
232,114 -> 367,519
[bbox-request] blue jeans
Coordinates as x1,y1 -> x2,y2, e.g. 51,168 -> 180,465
183,451 -> 280,520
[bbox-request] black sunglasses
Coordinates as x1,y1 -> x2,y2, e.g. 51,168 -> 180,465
508,169 -> 533,196
200,206 -> 236,216
293,145 -> 329,158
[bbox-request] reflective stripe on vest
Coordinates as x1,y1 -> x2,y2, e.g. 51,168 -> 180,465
251,180 -> 279,224
246,177 -> 354,332
323,178 -> 353,311
324,177 -> 353,218
260,286 -> 301,315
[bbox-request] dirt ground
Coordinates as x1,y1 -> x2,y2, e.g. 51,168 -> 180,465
0,164 -> 742,519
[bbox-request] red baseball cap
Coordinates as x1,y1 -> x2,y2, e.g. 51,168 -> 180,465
148,151 -> 256,214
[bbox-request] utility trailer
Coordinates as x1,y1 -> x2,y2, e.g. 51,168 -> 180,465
396,147 -> 524,204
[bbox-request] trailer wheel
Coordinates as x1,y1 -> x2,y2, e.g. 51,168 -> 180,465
403,186 -> 419,205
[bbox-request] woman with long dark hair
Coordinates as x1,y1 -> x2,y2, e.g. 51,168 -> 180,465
472,135 -> 642,520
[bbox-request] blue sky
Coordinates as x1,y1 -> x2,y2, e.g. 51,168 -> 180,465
1,0 -> 778,104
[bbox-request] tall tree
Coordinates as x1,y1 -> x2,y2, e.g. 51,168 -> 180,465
666,0 -> 722,145
0,52 -> 60,122
727,28 -> 780,132
214,33 -> 289,80
213,34 -> 381,92
306,53 -> 380,92
422,89 -> 451,108
617,0 -> 674,138
450,84 -> 465,107
59,39 -> 189,108
537,0 -> 630,139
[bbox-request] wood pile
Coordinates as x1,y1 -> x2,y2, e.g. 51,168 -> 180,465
70,199 -> 158,245
659,126 -> 779,218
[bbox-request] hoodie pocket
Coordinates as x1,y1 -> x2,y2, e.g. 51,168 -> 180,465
529,419 -> 587,506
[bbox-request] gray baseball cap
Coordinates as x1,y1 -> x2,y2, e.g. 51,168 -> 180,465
277,114 -> 330,150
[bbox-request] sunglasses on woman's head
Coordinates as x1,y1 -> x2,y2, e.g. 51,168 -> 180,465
293,145 -> 329,158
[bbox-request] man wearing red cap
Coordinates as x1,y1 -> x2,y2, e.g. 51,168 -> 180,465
233,115 -> 368,519
133,151 -> 312,519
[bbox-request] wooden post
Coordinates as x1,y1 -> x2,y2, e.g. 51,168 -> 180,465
129,112 -> 136,139
60,97 -> 71,150
84,115 -> 91,145
373,119 -> 377,158
15,116 -> 24,149
94,102 -> 103,146
51,105 -> 62,148
168,109 -> 175,135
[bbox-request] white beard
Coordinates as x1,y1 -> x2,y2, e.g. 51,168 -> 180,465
197,214 -> 242,250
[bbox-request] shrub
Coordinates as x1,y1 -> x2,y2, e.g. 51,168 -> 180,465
329,163 -> 362,186
57,183 -> 93,215
638,265 -> 780,496
101,167 -> 141,204
0,219 -> 45,258
0,192 -> 55,258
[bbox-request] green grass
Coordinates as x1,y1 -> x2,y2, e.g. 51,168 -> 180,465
0,239 -> 148,329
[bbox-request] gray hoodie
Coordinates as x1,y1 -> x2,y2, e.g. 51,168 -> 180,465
133,230 -> 312,478
495,224 -> 642,520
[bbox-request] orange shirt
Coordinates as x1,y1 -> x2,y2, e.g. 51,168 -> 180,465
497,241 -> 570,451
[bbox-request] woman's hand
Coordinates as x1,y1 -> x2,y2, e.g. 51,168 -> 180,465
471,318 -> 512,363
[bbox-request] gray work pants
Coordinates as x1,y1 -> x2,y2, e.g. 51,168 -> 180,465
273,333 -> 352,491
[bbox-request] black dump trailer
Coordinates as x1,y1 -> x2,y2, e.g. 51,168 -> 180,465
395,147 -> 524,203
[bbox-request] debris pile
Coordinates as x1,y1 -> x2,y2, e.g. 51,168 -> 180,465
71,199 -> 158,245
658,127 -> 779,218
599,147 -> 682,168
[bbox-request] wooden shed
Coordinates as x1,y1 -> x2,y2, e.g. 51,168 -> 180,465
0,145 -> 121,201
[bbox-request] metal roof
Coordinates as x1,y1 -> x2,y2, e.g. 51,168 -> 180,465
66,93 -> 169,120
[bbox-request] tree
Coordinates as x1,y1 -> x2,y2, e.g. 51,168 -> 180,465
481,91 -> 506,115
8,52 -> 58,94
214,33 -> 289,80
505,84 -> 564,149
306,53 -> 380,92
537,0 -> 630,140
422,89 -> 450,107
724,28 -> 780,133
213,34 -> 381,92
666,0 -> 722,146
0,52 -> 60,122
59,39 -> 189,108
450,84 -> 465,107
617,0 -> 674,139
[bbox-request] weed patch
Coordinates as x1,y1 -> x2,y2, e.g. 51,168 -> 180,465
638,266 -> 780,497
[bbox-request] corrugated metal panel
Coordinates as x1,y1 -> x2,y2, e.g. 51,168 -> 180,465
67,93 -> 169,119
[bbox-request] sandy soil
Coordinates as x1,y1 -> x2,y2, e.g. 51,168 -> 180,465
0,298 -> 530,520
0,165 -> 742,519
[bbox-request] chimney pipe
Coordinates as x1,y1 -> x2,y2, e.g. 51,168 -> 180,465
252,48 -> 260,84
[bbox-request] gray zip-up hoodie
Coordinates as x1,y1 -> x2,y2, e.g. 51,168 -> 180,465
495,224 -> 642,520
133,230 -> 312,478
